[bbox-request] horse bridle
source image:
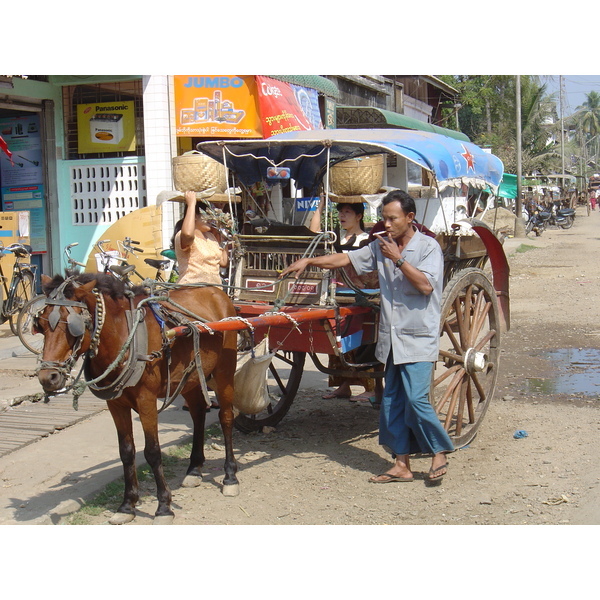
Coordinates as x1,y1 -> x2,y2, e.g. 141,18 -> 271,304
35,279 -> 105,380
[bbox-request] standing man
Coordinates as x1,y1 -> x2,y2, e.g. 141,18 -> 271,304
281,189 -> 454,484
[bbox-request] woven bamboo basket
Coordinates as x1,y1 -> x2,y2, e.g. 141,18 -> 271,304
172,151 -> 227,194
329,154 -> 384,196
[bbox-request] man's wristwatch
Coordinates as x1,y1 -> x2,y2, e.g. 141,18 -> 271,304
396,257 -> 405,269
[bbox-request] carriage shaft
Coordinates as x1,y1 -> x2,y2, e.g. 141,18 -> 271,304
164,305 -> 372,338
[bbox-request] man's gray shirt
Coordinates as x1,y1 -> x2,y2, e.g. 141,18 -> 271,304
348,228 -> 444,365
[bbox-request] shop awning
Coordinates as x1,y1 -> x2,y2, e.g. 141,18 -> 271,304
498,173 -> 518,199
267,75 -> 340,99
336,105 -> 470,142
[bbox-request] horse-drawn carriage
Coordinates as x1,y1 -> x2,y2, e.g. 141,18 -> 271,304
32,127 -> 509,523
176,128 -> 510,448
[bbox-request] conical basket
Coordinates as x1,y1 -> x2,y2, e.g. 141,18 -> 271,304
329,154 -> 384,196
172,151 -> 228,194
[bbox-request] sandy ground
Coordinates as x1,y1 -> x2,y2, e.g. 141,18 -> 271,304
5,207 -> 598,599
56,206 -> 600,528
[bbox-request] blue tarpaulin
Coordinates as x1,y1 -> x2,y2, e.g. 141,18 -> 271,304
196,128 -> 504,195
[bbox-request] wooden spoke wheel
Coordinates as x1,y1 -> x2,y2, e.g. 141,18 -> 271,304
234,349 -> 305,433
432,268 -> 500,448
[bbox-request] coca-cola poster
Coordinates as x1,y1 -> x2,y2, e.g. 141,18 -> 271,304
256,76 -> 323,137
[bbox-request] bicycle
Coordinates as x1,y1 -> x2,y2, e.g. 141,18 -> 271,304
16,241 -> 173,355
0,242 -> 37,336
97,237 -> 172,285
16,242 -> 84,355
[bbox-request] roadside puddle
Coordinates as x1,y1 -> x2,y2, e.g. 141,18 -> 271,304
526,348 -> 600,396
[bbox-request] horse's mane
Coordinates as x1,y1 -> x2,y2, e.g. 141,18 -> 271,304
43,271 -> 148,300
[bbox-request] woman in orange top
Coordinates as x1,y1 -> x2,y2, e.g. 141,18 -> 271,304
173,191 -> 229,284
172,190 -> 230,411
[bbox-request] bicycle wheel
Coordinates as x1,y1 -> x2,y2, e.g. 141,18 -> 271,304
9,270 -> 35,335
16,294 -> 45,355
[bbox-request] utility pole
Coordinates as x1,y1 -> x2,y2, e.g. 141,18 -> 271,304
515,75 -> 525,236
560,75 -> 566,194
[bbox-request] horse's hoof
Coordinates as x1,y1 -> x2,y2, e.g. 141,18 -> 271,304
109,512 -> 135,525
222,483 -> 240,497
181,473 -> 203,488
153,514 -> 175,525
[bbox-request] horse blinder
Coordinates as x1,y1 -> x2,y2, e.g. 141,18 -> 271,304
67,309 -> 89,337
44,300 -> 92,337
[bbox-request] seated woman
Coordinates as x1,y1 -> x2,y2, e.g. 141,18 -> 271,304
309,197 -> 382,405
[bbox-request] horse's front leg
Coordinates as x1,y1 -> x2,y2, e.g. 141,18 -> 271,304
107,402 -> 139,524
216,382 -> 239,497
181,390 -> 208,488
136,394 -> 174,524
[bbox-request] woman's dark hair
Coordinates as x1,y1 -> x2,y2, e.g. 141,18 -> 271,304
337,202 -> 366,231
334,202 -> 367,250
170,218 -> 184,249
382,189 -> 416,215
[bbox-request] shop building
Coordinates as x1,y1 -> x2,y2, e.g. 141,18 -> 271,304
0,75 -> 460,280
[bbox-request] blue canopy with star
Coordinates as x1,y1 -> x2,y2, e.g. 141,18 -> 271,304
196,128 -> 504,194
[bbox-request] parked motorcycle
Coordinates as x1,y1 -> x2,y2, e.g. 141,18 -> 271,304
548,202 -> 575,229
525,205 -> 551,236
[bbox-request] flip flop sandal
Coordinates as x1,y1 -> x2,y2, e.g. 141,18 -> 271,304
426,463 -> 448,482
369,473 -> 414,483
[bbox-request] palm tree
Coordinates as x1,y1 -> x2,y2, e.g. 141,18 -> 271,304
575,90 -> 600,139
569,91 -> 600,180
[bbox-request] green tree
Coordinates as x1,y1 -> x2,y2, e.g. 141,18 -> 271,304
438,75 -> 512,143
574,90 -> 600,138
569,91 -> 600,170
438,75 -> 561,176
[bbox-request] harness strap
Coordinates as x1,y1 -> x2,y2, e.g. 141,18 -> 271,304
83,299 -> 148,401
46,298 -> 87,308
44,285 -> 218,412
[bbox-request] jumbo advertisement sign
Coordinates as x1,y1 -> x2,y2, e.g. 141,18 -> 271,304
174,76 -> 323,139
174,76 -> 262,138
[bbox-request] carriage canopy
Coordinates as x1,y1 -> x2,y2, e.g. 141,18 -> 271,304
196,128 -> 504,195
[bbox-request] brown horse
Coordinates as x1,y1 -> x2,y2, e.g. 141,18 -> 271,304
34,272 -> 238,524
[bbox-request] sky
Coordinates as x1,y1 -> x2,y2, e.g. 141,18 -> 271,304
543,76 -> 600,116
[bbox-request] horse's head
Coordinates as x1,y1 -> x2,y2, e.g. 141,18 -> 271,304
35,275 -> 97,393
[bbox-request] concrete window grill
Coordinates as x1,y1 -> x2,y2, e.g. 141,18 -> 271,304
70,162 -> 147,225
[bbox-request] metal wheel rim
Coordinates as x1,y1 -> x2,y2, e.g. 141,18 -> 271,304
16,294 -> 45,355
9,271 -> 35,336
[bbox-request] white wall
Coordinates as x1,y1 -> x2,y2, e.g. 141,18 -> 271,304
142,75 -> 179,249
384,156 -> 408,191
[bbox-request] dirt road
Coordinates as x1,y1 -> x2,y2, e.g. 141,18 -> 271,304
55,206 -> 600,526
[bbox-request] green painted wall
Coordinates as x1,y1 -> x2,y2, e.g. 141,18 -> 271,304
3,76 -> 142,273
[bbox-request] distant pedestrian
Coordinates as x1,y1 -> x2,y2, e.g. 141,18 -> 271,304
590,191 -> 597,211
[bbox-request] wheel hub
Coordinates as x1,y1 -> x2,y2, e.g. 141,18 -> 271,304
464,347 -> 488,374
